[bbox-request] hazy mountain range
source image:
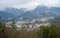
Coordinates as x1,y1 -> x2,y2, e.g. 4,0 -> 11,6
0,6 -> 60,22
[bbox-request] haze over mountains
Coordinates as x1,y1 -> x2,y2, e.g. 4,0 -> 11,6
0,6 -> 60,22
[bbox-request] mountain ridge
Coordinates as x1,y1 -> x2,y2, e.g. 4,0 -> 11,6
0,6 -> 60,22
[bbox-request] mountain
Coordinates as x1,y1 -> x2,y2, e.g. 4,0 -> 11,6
54,15 -> 60,22
0,11 -> 13,22
5,7 -> 27,17
0,6 -> 60,22
0,8 -> 27,22
21,6 -> 60,20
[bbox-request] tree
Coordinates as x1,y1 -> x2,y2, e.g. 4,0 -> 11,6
0,23 -> 6,38
37,25 -> 50,38
37,25 -> 57,38
11,21 -> 17,30
48,25 -> 57,38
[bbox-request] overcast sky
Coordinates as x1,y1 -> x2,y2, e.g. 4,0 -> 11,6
0,0 -> 60,10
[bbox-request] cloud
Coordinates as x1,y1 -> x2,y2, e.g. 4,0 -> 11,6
0,0 -> 60,10
40,0 -> 60,7
11,0 -> 39,10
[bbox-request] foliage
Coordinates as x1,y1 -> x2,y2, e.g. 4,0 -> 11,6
0,23 -> 6,38
37,25 -> 57,38
0,22 -> 60,38
11,21 -> 17,30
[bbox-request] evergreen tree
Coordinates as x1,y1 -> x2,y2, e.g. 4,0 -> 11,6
37,25 -> 57,38
11,21 -> 17,30
0,23 -> 6,38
